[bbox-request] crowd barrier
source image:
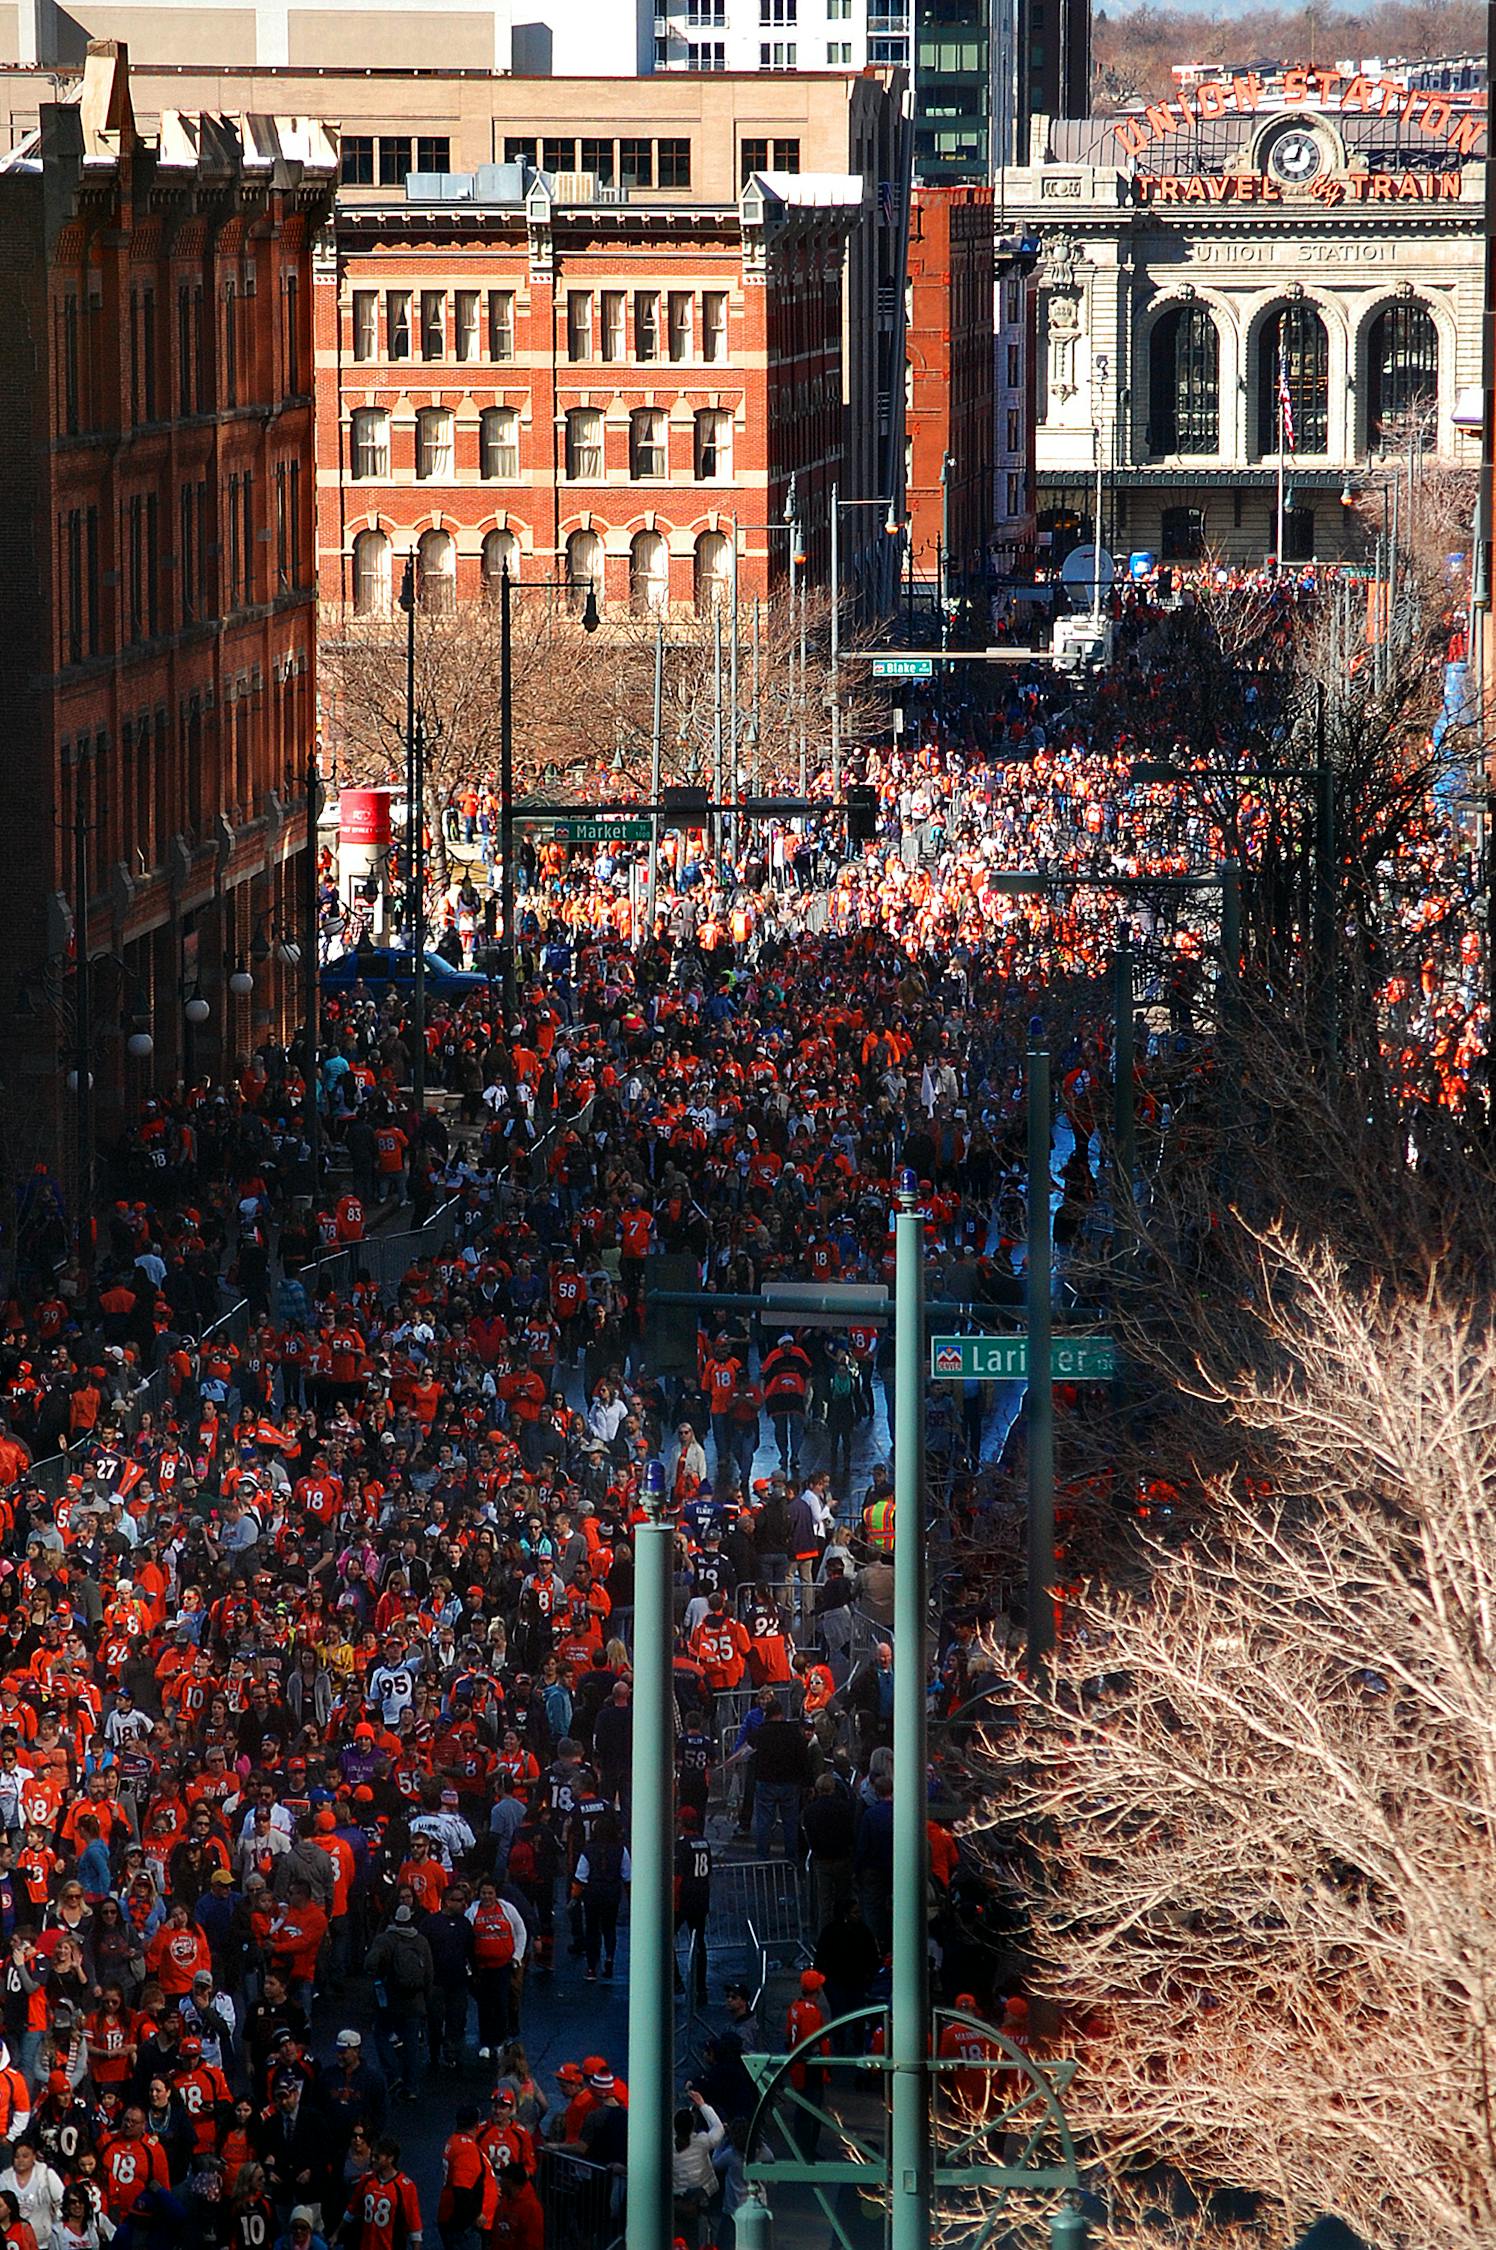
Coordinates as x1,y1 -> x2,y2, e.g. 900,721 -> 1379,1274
535,2144 -> 621,2250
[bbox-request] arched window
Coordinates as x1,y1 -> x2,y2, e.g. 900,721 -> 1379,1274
1148,302 -> 1219,456
1257,303 -> 1329,457
694,529 -> 730,615
566,528 -> 604,612
417,527 -> 455,614
481,529 -> 520,598
630,529 -> 669,615
351,528 -> 391,616
1367,300 -> 1438,452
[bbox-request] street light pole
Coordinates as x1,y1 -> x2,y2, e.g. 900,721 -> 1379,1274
890,1170 -> 931,2250
1026,1029 -> 1054,1671
830,481 -> 841,803
712,599 -> 724,867
72,756 -> 93,1250
399,554 -> 426,1107
940,453 -> 953,651
646,621 -> 663,940
499,564 -> 515,1023
625,1457 -> 676,2250
303,748 -> 321,1208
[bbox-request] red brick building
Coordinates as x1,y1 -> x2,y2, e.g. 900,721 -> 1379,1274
316,163 -> 870,621
0,44 -> 336,1178
905,181 -> 995,611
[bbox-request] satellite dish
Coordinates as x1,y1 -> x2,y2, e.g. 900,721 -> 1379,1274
1060,544 -> 1116,612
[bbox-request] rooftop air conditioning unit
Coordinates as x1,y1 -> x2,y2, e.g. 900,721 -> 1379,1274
554,170 -> 596,204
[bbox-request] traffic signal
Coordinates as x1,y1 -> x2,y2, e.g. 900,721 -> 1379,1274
847,784 -> 877,848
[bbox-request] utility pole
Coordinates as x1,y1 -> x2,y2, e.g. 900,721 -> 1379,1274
625,1456 -> 675,2250
890,1170 -> 931,2250
646,621 -> 663,940
303,748 -> 321,1208
499,564 -> 516,1022
1026,1028 -> 1054,1671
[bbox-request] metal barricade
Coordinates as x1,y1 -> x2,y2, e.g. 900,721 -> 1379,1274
536,2144 -> 621,2250
707,1856 -> 808,1987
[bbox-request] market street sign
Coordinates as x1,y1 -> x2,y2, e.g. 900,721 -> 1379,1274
552,818 -> 652,843
929,1334 -> 1119,1381
871,655 -> 935,681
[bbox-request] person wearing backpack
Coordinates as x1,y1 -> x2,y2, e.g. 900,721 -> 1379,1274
824,1345 -> 859,1491
364,1902 -> 434,2102
467,1876 -> 526,2060
571,1813 -> 630,1983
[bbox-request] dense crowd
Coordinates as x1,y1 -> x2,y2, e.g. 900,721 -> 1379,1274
0,587 -> 1478,2250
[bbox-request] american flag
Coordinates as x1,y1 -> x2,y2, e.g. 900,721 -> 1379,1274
878,178 -> 897,225
1278,344 -> 1296,455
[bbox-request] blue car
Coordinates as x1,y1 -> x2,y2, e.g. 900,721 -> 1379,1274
319,947 -> 491,996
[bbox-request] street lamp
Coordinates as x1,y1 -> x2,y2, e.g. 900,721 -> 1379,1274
498,564 -> 598,1019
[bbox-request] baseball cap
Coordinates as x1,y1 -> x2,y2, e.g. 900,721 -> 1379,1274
336,2030 -> 362,2050
210,1869 -> 232,1887
800,1969 -> 827,1992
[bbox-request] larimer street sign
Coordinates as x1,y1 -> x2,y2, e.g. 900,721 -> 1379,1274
929,1334 -> 1118,1381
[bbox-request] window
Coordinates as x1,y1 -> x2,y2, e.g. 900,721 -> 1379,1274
687,41 -> 725,66
620,139 -> 653,189
543,138 -> 576,175
480,407 -> 520,479
566,407 -> 604,480
1160,505 -> 1206,562
387,289 -> 411,360
1006,472 -> 1021,516
828,41 -> 852,61
64,509 -> 82,664
416,135 -> 451,173
223,281 -> 238,409
482,528 -> 520,595
1005,279 -> 1022,325
378,135 -> 413,186
635,291 -> 659,362
134,287 -> 156,422
601,292 -> 626,363
703,292 -> 728,364
417,527 -> 455,613
420,291 -> 445,361
505,137 -> 538,167
1149,302 -> 1219,456
341,135 -> 374,185
658,139 -> 691,189
1257,303 -> 1329,456
353,528 -> 391,616
742,137 -> 769,181
179,484 -> 195,623
694,407 -> 732,481
1005,407 -> 1020,451
566,528 -> 603,610
686,0 -> 724,19
416,407 -> 454,480
630,529 -> 669,615
455,291 -> 479,363
350,407 -> 390,480
567,291 -> 593,362
760,42 -> 798,64
768,138 -> 800,171
352,289 -> 378,362
175,284 -> 192,415
1006,342 -> 1020,387
760,0 -> 796,19
694,529 -> 731,614
580,139 -> 615,185
239,472 -> 254,604
630,407 -> 667,479
488,290 -> 515,360
62,293 -> 79,434
1367,300 -> 1437,452
668,291 -> 694,363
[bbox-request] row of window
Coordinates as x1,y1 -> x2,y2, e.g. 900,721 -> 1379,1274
341,134 -> 452,187
348,286 -> 733,369
672,36 -> 852,64
347,405 -> 735,483
351,525 -> 738,618
58,272 -> 301,439
57,462 -> 306,667
1147,300 -> 1439,459
499,136 -> 692,190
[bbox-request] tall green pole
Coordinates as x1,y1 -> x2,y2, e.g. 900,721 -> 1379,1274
736,2190 -> 774,2250
1113,930 -> 1135,1201
625,1461 -> 675,2250
890,1171 -> 930,2250
1026,1032 -> 1054,1671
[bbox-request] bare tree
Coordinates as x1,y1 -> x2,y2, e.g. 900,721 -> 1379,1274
971,1229 -> 1496,2250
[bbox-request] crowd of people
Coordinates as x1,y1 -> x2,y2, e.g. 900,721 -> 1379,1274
0,581 -> 1477,2249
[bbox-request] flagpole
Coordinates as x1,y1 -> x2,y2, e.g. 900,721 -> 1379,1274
1275,342 -> 1286,569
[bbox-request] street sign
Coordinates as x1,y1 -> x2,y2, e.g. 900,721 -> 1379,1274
871,655 -> 934,681
552,818 -> 652,843
929,1334 -> 1118,1381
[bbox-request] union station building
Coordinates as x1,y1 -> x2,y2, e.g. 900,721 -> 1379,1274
1003,73 -> 1486,568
